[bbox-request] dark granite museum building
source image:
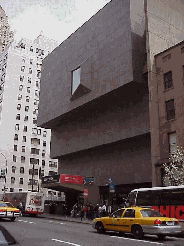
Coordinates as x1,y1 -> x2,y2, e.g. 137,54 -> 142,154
37,0 -> 184,207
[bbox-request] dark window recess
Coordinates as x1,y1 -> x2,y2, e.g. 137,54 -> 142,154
162,54 -> 171,62
164,71 -> 173,90
166,99 -> 175,120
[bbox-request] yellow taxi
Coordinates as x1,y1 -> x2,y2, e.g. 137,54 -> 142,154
92,206 -> 182,240
0,201 -> 20,221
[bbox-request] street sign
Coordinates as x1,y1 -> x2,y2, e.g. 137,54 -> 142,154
84,189 -> 88,198
109,182 -> 115,193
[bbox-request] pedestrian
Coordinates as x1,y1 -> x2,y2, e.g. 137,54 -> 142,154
94,204 -> 99,218
80,205 -> 84,221
87,204 -> 90,220
90,204 -> 94,220
73,203 -> 77,218
83,204 -> 87,220
98,204 -> 102,218
102,203 -> 106,217
63,204 -> 67,218
108,205 -> 112,215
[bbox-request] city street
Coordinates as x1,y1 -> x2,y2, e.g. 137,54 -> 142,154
0,217 -> 184,245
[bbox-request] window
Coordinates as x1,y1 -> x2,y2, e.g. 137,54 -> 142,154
32,128 -> 37,134
14,134 -> 18,141
21,156 -> 25,163
42,160 -> 45,167
17,104 -> 21,110
41,50 -> 44,55
72,67 -> 81,94
41,170 -> 44,176
49,171 -> 57,176
166,99 -> 175,120
19,178 -> 23,184
24,115 -> 28,121
33,108 -> 38,114
25,106 -> 29,112
20,167 -> 24,174
29,68 -> 32,74
37,129 -> 41,135
36,81 -> 40,88
164,71 -> 173,90
31,148 -> 40,155
37,71 -> 41,78
49,161 -> 57,168
23,125 -> 27,132
43,131 -> 47,137
123,209 -> 135,218
19,189 -> 22,192
162,54 -> 171,62
33,118 -> 37,125
19,85 -> 23,91
16,114 -> 20,120
22,58 -> 25,63
29,169 -> 38,175
30,158 -> 39,164
28,77 -> 31,83
112,209 -> 125,218
22,146 -> 25,152
30,59 -> 33,64
31,138 -> 40,145
36,48 -> 39,53
30,46 -> 33,52
14,145 -> 17,151
169,132 -> 176,154
43,141 -> 46,147
11,177 -> 15,184
20,75 -> 24,82
26,96 -> 30,102
23,136 -> 26,142
21,66 -> 25,72
15,124 -> 19,130
18,94 -> 22,100
27,87 -> 30,93
10,188 -> 14,192
12,166 -> 16,173
42,150 -> 45,157
35,90 -> 39,97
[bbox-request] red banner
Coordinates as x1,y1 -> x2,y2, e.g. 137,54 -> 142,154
60,174 -> 83,184
84,189 -> 88,198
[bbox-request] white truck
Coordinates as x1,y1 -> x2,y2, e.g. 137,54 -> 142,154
4,191 -> 45,216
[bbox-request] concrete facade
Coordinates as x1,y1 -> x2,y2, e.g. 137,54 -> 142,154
37,0 -> 184,205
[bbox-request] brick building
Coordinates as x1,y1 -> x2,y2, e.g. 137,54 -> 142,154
153,40 -> 184,186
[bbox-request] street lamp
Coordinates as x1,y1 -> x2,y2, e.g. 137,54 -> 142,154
1,153 -> 7,201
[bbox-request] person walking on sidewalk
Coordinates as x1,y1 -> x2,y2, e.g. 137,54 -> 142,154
83,204 -> 87,220
98,204 -> 102,218
63,204 -> 67,218
80,205 -> 84,221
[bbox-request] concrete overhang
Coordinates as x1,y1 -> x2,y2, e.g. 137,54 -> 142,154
42,182 -> 84,192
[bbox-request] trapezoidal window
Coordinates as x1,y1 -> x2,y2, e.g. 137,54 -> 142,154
72,67 -> 81,95
71,67 -> 91,101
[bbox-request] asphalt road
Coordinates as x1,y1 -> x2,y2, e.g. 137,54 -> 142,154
0,217 -> 184,246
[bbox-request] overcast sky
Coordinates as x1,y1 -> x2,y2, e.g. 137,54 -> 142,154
1,0 -> 111,44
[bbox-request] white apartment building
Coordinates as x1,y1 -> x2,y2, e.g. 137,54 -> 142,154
0,33 -> 58,193
0,5 -> 14,54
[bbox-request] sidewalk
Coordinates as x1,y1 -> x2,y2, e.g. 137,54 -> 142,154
39,213 -> 93,225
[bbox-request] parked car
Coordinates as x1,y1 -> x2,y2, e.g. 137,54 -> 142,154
0,201 -> 20,221
0,224 -> 20,245
92,206 -> 182,239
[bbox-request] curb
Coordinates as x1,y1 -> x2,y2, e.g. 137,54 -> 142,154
39,215 -> 92,225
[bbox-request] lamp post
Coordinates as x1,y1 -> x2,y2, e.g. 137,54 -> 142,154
1,153 -> 7,201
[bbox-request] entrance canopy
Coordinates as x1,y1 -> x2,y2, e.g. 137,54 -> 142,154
41,174 -> 84,192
